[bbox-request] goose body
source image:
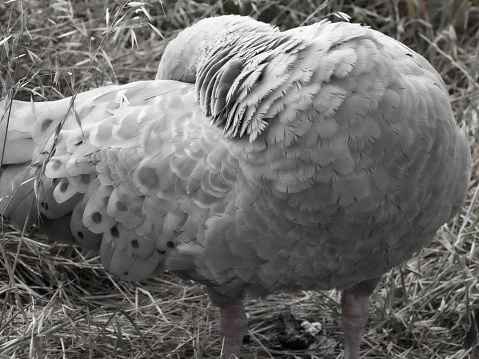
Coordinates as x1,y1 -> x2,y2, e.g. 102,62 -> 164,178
0,15 -> 470,358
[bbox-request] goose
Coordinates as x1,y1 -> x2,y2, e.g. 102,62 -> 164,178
0,15 -> 470,358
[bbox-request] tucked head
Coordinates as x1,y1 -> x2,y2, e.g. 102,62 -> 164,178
156,15 -> 276,83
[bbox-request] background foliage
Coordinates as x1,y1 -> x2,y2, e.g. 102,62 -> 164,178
0,0 -> 478,358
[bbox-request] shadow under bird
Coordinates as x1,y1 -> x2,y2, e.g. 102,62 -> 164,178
0,15 -> 471,359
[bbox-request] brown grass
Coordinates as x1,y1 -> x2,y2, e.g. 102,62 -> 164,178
1,0 -> 478,358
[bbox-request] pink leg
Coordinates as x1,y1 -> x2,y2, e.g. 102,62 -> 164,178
219,302 -> 248,359
341,291 -> 370,359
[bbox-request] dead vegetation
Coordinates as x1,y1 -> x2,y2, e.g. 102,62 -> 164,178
0,0 -> 478,358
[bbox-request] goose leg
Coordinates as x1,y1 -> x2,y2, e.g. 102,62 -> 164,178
341,277 -> 380,359
219,302 -> 248,359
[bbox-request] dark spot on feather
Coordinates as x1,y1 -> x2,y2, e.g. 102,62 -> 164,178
167,241 -> 174,248
77,231 -> 84,239
81,174 -> 91,184
60,182 -> 69,193
41,202 -> 48,210
131,239 -> 139,248
116,201 -> 128,211
406,53 -> 413,57
110,226 -> 119,238
123,271 -> 129,276
41,119 -> 53,132
51,159 -> 62,171
158,249 -> 166,255
137,166 -> 160,190
91,212 -> 102,224
103,196 -> 109,206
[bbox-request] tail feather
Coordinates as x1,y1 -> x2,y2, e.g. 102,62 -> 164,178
36,176 -> 83,219
0,164 -> 38,230
70,201 -> 103,249
1,99 -> 37,165
1,95 -> 91,166
38,213 -> 76,245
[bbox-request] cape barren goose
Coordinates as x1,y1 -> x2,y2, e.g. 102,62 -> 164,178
0,15 -> 470,359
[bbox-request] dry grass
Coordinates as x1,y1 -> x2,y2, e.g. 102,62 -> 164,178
1,0 -> 479,358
